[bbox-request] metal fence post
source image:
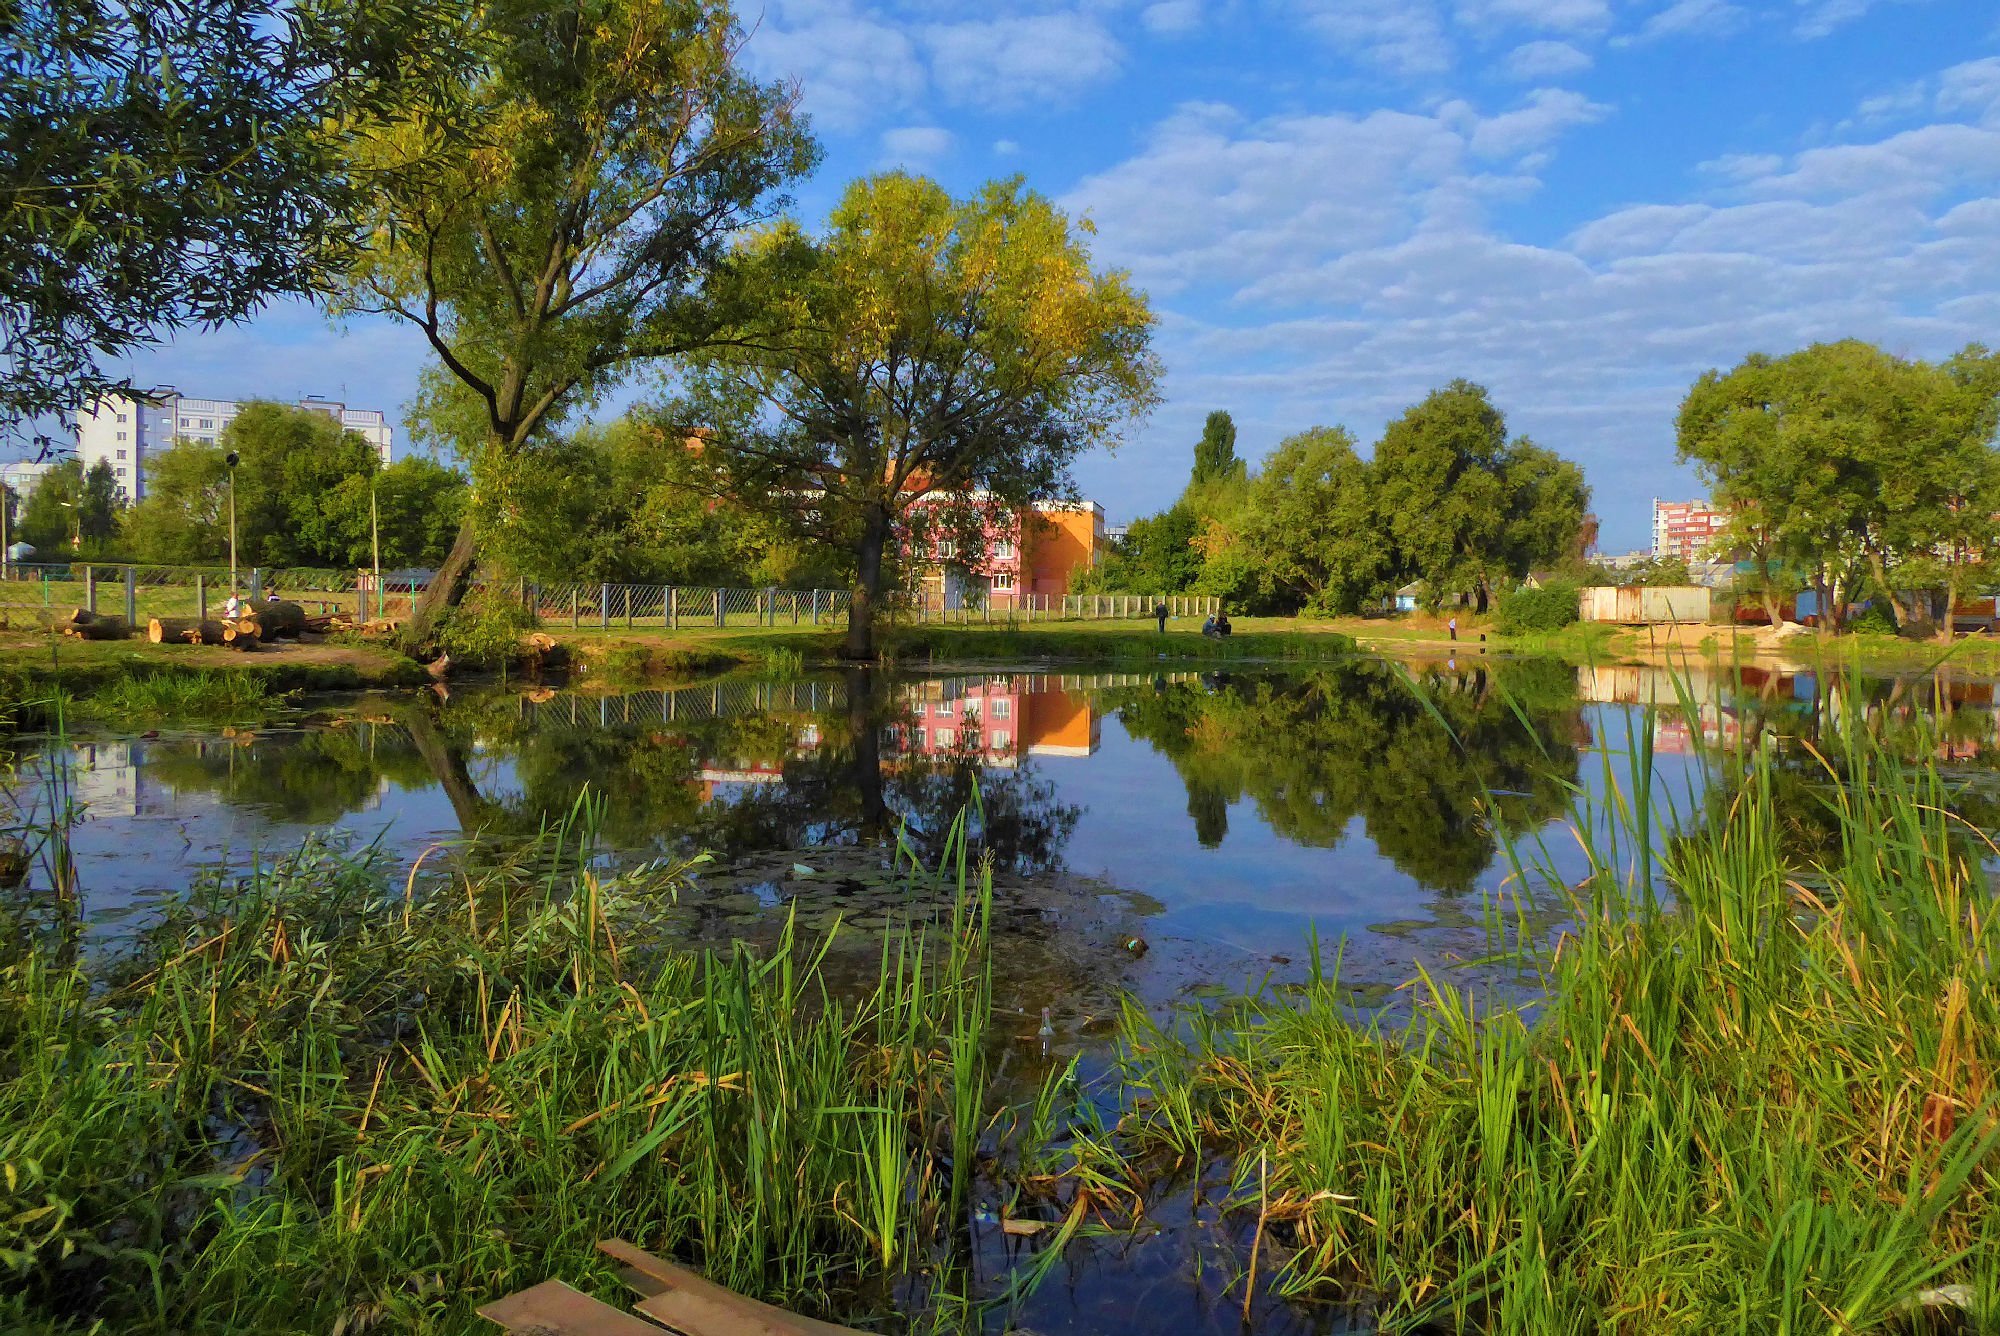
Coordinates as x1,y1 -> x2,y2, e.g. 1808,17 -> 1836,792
811,589 -> 820,625
250,568 -> 262,602
669,586 -> 678,630
84,565 -> 95,614
571,588 -> 579,629
124,566 -> 137,625
715,589 -> 724,627
600,583 -> 609,632
196,574 -> 207,622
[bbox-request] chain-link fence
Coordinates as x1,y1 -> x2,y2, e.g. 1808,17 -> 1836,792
0,560 -> 1218,633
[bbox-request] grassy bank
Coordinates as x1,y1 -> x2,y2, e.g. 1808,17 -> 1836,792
1045,699 -> 2000,1330
0,630 -> 428,697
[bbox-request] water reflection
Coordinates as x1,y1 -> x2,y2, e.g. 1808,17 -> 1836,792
20,657 -> 2000,971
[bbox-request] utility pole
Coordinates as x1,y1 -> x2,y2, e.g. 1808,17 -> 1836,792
370,475 -> 381,622
225,450 -> 239,598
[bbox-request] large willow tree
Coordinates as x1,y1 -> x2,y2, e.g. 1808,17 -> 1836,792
688,173 -> 1160,659
338,0 -> 816,644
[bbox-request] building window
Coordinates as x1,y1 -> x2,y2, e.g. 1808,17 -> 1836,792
994,539 -> 1015,559
115,449 -> 126,461
989,699 -> 1011,719
199,419 -> 213,429
115,466 -> 126,477
961,701 -> 980,722
116,413 -> 127,423
914,728 -> 927,746
180,418 -> 191,428
115,431 -> 126,441
990,730 -> 1011,750
990,572 -> 1015,591
935,539 -> 957,558
936,728 -> 956,747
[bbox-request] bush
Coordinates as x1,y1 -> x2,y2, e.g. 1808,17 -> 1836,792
1848,601 -> 1898,636
435,588 -> 539,668
1494,579 -> 1580,635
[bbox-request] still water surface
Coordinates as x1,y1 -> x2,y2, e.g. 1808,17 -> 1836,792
9,655 -> 1992,1332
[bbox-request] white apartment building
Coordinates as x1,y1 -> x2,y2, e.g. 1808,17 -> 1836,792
75,391 -> 393,500
1,458 -> 52,499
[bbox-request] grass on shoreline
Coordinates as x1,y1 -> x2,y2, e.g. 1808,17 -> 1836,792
1044,687 -> 2000,1331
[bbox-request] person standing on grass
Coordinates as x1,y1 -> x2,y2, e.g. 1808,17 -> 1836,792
1448,614 -> 1457,642
1154,600 -> 1168,633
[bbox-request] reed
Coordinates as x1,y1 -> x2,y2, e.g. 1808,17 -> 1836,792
1045,679 -> 2000,1331
0,809 -> 1011,1333
78,669 -> 286,721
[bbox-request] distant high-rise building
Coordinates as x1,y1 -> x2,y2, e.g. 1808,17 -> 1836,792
1652,498 -> 1729,562
1,458 -> 52,499
74,391 -> 393,500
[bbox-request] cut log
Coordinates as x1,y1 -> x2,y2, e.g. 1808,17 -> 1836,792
61,609 -> 132,640
148,617 -> 229,646
239,600 -> 307,640
221,624 -> 261,652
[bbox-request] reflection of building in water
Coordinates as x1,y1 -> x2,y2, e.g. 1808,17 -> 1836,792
70,740 -> 152,817
888,675 -> 1104,765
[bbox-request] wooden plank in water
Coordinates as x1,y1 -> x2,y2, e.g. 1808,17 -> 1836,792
597,1240 -> 866,1336
478,1279 -> 665,1335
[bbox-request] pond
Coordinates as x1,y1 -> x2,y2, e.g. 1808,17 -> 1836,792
6,654 -> 1997,1332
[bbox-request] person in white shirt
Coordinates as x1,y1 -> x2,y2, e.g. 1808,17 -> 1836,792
224,593 -> 241,620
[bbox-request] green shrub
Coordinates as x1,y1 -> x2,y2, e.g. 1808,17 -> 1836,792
435,588 -> 539,668
1494,579 -> 1580,635
1848,601 -> 1898,635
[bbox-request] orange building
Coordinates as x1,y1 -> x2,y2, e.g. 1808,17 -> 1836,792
1022,502 -> 1106,600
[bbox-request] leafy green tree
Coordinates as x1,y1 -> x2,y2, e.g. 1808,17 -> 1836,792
1191,410 -> 1244,485
78,461 -> 120,545
1372,380 -> 1588,612
1241,426 -> 1387,613
17,458 -> 81,554
693,173 -> 1160,658
347,456 -> 469,570
221,402 -> 381,568
1111,504 -> 1204,593
337,0 -> 817,643
0,0 -> 449,442
1678,340 -> 2000,633
125,440 -> 231,563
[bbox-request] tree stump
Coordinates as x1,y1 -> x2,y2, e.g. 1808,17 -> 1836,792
148,617 -> 230,646
238,600 -> 306,640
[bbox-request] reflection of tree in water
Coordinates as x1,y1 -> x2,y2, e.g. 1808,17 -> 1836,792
142,723 -> 437,824
685,670 -> 1080,876
1110,658 -> 1583,892
1693,667 -> 2000,871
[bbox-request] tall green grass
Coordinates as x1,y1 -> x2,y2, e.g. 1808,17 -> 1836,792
79,669 -> 287,722
0,809 -> 1010,1333
1052,686 -> 2000,1332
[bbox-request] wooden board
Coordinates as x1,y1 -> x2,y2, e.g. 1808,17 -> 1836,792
477,1279 -> 664,1335
598,1240 -> 866,1336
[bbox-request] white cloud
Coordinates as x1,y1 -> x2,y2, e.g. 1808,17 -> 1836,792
880,125 -> 956,165
994,138 -> 1023,156
743,1 -> 926,131
1499,39 -> 1593,80
1621,0 -> 1746,44
1143,0 -> 1204,33
922,13 -> 1124,110
1938,57 -> 2000,125
1463,87 -> 1610,158
1289,0 -> 1454,77
1455,0 -> 1610,35
1794,0 -> 1937,40
1064,61 -> 2000,537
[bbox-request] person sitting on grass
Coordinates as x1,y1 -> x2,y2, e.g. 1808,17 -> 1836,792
1215,611 -> 1232,637
1201,614 -> 1218,637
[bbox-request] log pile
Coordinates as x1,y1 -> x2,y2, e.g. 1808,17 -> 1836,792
147,617 -> 230,646
239,600 -> 307,640
60,609 -> 132,640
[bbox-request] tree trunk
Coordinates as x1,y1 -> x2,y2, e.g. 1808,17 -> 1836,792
844,504 -> 890,660
222,625 -> 261,651
61,609 -> 130,640
239,601 -> 307,640
404,512 -> 480,652
149,617 -> 228,645
845,666 -> 887,842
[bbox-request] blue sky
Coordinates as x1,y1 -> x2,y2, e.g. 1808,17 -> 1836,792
60,0 -> 2000,550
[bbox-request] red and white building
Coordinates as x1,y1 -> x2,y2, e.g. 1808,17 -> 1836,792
1652,498 -> 1730,563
